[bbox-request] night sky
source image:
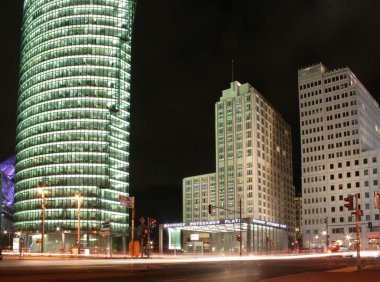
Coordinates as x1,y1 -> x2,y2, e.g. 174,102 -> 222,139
1,0 -> 380,223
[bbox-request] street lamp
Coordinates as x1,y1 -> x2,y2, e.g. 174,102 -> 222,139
37,185 -> 48,253
73,193 -> 82,254
3,230 -> 10,249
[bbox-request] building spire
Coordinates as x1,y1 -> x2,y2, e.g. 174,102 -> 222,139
231,59 -> 234,82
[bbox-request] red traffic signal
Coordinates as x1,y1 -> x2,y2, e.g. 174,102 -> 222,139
344,194 -> 354,210
150,218 -> 157,228
236,233 -> 241,241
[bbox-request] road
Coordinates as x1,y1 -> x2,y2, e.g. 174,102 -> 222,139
0,254 -> 365,282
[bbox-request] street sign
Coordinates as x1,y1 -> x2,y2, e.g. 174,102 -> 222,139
119,195 -> 134,208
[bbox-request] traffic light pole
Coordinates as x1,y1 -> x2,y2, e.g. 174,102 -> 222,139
131,206 -> 135,258
239,199 -> 242,257
209,200 -> 243,256
147,217 -> 151,258
355,193 -> 361,270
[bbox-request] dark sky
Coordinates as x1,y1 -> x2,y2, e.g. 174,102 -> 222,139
1,0 -> 380,223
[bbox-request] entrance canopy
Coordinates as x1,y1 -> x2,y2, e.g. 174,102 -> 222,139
159,217 -> 288,254
162,217 -> 287,233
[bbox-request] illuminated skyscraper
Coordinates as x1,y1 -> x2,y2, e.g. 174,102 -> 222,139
15,0 -> 135,252
183,82 -> 295,231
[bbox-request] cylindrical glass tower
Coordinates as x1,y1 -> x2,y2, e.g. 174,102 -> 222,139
15,0 -> 135,253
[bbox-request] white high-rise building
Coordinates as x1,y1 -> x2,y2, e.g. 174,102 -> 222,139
183,81 -> 295,229
299,63 -> 380,249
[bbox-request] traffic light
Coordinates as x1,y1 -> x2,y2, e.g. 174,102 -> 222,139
344,194 -> 354,210
368,222 -> 373,229
236,233 -> 241,241
208,204 -> 212,214
150,218 -> 157,229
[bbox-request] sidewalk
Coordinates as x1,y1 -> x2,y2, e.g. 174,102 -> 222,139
259,264 -> 380,282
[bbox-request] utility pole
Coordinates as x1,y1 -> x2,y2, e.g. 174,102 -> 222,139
74,193 -> 82,255
325,217 -> 329,249
239,199 -> 242,257
37,183 -> 47,254
375,192 -> 380,254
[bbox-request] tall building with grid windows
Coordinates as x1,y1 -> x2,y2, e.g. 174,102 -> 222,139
299,63 -> 380,249
14,0 -> 135,253
183,81 -> 295,232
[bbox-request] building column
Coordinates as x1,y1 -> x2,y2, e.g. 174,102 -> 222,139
247,221 -> 252,254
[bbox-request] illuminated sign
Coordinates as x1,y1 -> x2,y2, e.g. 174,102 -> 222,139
164,218 -> 286,229
189,220 -> 220,226
164,223 -> 186,228
252,218 -> 287,229
224,219 -> 240,224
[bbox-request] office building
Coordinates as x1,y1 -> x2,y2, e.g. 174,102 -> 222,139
15,0 -> 135,253
1,156 -> 15,249
299,63 -> 380,249
182,81 -> 295,253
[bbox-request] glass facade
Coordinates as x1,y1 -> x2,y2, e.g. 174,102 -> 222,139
15,0 -> 135,252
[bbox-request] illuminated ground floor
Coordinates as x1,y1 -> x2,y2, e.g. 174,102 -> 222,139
158,217 -> 290,255
12,231 -> 127,255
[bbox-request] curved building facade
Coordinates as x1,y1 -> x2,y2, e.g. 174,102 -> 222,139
15,0 -> 135,253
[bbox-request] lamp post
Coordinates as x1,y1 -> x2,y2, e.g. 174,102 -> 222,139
37,185 -> 47,253
74,193 -> 82,254
4,230 -> 10,249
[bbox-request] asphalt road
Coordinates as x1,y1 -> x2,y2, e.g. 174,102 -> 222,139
0,255 -> 360,282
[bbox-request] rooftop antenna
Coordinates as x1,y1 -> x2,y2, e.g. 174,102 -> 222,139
231,59 -> 234,82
